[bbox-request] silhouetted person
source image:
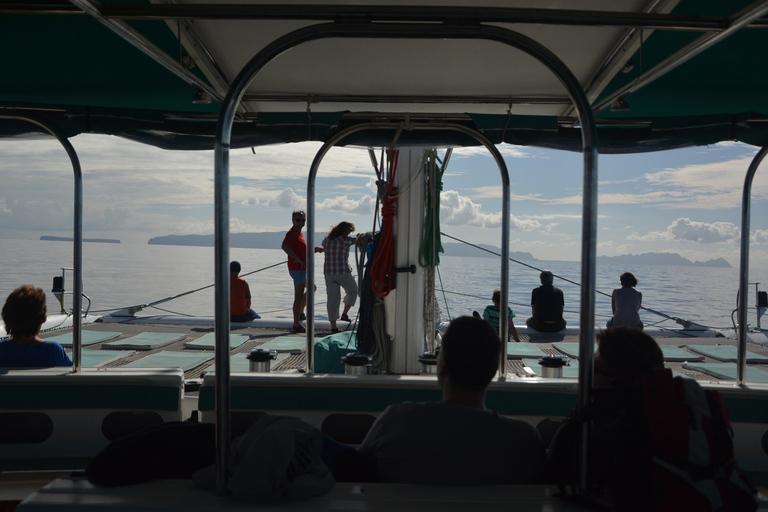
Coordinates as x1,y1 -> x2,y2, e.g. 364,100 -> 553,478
0,284 -> 71,367
357,316 -> 546,484
526,270 -> 566,332
481,288 -> 521,342
607,272 -> 643,330
230,261 -> 260,323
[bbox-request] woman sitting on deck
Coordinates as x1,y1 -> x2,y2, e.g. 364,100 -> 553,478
0,284 -> 72,367
606,272 -> 643,330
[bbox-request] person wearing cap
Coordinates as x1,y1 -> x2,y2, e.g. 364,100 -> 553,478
526,270 -> 566,332
230,261 -> 260,323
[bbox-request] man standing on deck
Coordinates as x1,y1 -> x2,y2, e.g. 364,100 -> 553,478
281,210 -> 322,333
356,316 -> 546,484
230,261 -> 260,323
526,270 -> 566,332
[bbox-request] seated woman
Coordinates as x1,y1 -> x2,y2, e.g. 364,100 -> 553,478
0,284 -> 72,367
607,272 -> 643,330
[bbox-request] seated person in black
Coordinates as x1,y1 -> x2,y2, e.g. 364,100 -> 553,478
547,327 -> 664,509
526,270 -> 566,332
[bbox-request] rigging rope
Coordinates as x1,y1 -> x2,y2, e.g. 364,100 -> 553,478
419,150 -> 445,267
87,261 -> 287,315
146,260 -> 286,308
440,232 -> 690,323
440,231 -> 698,326
371,150 -> 398,297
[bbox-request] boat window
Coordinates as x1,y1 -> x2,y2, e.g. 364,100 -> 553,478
0,412 -> 53,444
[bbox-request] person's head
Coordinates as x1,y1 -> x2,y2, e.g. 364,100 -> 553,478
491,288 -> 501,306
595,327 -> 663,390
619,272 -> 638,288
2,285 -> 47,338
438,316 -> 500,392
540,270 -> 554,285
229,260 -> 241,274
292,210 -> 306,229
328,221 -> 356,239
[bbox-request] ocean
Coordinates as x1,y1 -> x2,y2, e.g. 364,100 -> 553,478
1,239 -> 765,331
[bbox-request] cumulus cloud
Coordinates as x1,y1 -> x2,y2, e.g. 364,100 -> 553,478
318,195 -> 376,215
752,229 -> 768,244
628,217 -> 739,243
265,188 -> 305,209
439,189 -> 540,231
241,197 -> 259,206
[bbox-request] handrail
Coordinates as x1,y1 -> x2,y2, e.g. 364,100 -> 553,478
737,144 -> 768,385
0,113 -> 83,372
214,21 -> 597,495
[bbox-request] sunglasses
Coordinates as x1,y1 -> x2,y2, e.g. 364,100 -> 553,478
294,217 -> 306,222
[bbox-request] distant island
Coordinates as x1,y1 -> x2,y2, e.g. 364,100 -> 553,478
41,236 -> 120,244
147,233 -> 731,268
147,232 -> 536,260
596,252 -> 732,268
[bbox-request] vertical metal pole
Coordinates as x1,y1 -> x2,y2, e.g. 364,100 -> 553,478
0,115 -> 82,372
738,145 -> 768,385
497,151 -> 510,376
306,152 -> 316,372
213,133 -> 231,495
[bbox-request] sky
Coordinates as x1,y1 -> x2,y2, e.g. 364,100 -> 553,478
1,134 -> 768,267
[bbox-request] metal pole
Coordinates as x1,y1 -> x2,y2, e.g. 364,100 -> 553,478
737,145 -> 768,385
0,114 -> 82,372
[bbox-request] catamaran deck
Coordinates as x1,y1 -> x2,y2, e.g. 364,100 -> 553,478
37,318 -> 768,385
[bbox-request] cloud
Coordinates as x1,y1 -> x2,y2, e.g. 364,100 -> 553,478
637,156 -> 766,210
752,229 -> 768,244
470,186 -> 543,201
628,218 -> 739,243
452,144 -> 533,159
241,197 -> 259,206
318,195 -> 376,215
439,189 -> 540,231
265,188 -> 305,209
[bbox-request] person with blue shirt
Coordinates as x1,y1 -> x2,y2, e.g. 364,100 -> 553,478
480,288 -> 522,343
0,285 -> 72,367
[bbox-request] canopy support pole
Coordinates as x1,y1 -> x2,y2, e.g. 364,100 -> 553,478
737,144 -> 768,385
214,21 -> 597,494
0,113 -> 82,372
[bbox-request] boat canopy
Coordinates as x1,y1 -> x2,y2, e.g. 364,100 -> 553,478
2,0 -> 768,153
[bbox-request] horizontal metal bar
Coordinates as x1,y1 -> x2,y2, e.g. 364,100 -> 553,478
242,93 -> 571,105
593,1 -> 768,114
91,4 -> 734,31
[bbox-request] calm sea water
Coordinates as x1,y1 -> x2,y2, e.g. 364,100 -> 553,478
1,239 -> 765,330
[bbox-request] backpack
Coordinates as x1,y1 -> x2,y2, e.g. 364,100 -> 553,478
549,368 -> 758,512
640,368 -> 757,512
